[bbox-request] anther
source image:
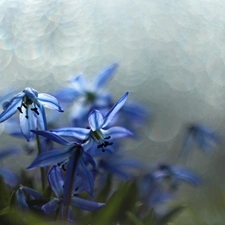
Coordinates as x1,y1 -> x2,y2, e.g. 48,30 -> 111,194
22,103 -> 27,109
17,107 -> 23,113
31,107 -> 39,115
104,136 -> 111,140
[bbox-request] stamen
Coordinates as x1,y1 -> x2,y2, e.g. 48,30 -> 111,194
22,103 -> 27,109
31,107 -> 39,115
104,136 -> 111,140
17,107 -> 23,113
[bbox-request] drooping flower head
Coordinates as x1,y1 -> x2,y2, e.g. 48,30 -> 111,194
0,87 -> 63,141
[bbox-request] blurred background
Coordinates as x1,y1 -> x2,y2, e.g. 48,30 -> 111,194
1,0 -> 225,223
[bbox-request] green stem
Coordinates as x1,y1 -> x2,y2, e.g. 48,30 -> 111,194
36,134 -> 45,192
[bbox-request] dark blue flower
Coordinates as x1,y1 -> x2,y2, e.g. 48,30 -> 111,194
0,87 -> 63,141
42,166 -> 104,222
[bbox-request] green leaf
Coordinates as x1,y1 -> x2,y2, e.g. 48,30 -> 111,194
143,208 -> 157,225
126,211 -> 144,225
0,207 -> 9,216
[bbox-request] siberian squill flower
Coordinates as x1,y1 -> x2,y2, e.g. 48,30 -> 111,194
49,92 -> 132,152
0,87 -> 63,141
54,63 -> 118,126
42,166 -> 104,222
182,123 -> 219,155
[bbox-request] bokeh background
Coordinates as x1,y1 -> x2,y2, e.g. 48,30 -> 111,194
1,0 -> 225,223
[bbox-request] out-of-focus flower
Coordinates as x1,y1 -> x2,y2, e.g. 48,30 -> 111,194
42,166 -> 105,222
0,87 -> 63,141
16,185 -> 43,210
54,63 -> 118,126
0,148 -> 19,187
49,92 -> 132,152
183,124 -> 219,155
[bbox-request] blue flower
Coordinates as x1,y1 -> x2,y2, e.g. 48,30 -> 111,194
42,166 -> 105,222
0,87 -> 63,141
49,92 -> 132,151
54,63 -> 118,126
0,148 -> 19,187
182,123 -> 219,155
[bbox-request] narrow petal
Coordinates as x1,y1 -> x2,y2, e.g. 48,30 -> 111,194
22,186 -> 43,199
0,168 -> 18,187
0,148 -> 20,159
61,205 -> 74,223
102,92 -> 129,128
70,197 -> 105,211
38,93 -> 64,112
16,188 -> 29,210
31,130 -> 72,146
48,166 -> 64,198
0,97 -> 22,122
27,147 -> 74,169
51,127 -> 90,140
103,126 -> 132,139
94,63 -> 118,89
42,199 -> 60,214
88,109 -> 104,131
20,109 -> 37,141
54,87 -> 81,102
36,104 -> 47,130
70,75 -> 86,94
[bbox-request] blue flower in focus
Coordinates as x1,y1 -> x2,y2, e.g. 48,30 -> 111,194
54,63 -> 118,126
183,124 -> 219,155
50,92 -> 132,152
0,87 -> 63,141
42,166 -> 104,222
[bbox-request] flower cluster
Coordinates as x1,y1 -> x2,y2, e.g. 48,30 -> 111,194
0,64 -> 217,225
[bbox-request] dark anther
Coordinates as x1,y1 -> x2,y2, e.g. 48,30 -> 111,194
62,164 -> 67,171
75,187 -> 79,192
22,103 -> 27,109
25,115 -> 28,119
31,107 -> 39,115
98,143 -> 104,149
57,162 -> 61,166
104,136 -> 111,140
17,107 -> 23,113
103,141 -> 113,147
102,149 -> 105,152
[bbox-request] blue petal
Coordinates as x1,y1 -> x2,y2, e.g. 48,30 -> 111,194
102,92 -> 129,128
69,75 -> 86,94
16,188 -> 29,210
83,151 -> 96,171
31,130 -> 72,146
38,93 -> 64,112
42,199 -> 60,214
70,196 -> 105,211
103,126 -> 132,139
0,97 -> 22,122
51,127 -> 90,140
48,166 -> 64,198
20,109 -> 37,141
27,147 -> 74,169
172,167 -> 201,186
23,88 -> 39,105
94,63 -> 118,90
0,168 -> 19,187
0,148 -> 19,159
88,109 -> 104,131
63,147 -> 83,205
54,87 -> 81,102
36,104 -> 47,130
22,186 -> 43,199
61,205 -> 74,223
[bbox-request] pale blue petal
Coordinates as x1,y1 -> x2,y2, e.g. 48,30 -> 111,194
48,166 -> 64,198
20,109 -> 37,141
88,109 -> 104,131
42,199 -> 60,214
70,197 -> 105,211
36,104 -> 47,130
54,87 -> 81,102
51,127 -> 90,140
31,130 -> 72,146
102,92 -> 129,128
27,147 -> 74,169
38,93 -> 63,112
94,63 -> 118,90
70,75 -> 86,94
0,97 -> 22,122
103,126 -> 132,139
